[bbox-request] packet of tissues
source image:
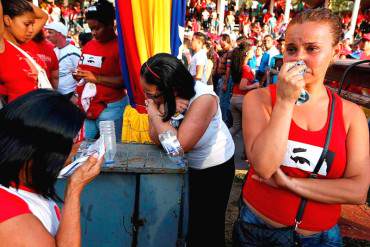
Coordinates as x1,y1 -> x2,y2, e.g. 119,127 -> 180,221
58,137 -> 105,178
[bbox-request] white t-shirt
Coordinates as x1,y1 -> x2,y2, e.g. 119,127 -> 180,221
252,0 -> 259,9
50,6 -> 61,22
189,49 -> 208,84
185,81 -> 235,169
54,44 -> 81,95
266,46 -> 280,66
202,10 -> 210,21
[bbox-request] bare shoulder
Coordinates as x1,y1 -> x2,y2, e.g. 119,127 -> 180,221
244,87 -> 273,114
0,214 -> 54,246
341,97 -> 367,132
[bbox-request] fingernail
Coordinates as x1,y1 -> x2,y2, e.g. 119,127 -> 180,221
92,153 -> 99,158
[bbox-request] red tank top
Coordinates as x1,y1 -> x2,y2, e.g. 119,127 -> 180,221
243,85 -> 347,231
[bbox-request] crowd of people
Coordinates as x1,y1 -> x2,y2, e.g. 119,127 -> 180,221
0,0 -> 369,246
181,0 -> 370,127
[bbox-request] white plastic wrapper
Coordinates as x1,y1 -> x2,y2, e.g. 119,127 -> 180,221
58,137 -> 105,178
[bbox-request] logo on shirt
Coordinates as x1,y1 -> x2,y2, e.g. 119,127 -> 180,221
80,54 -> 104,68
282,140 -> 335,176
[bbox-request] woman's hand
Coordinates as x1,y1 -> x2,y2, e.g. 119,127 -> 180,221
74,69 -> 98,84
252,168 -> 293,189
176,97 -> 189,113
277,62 -> 306,104
68,154 -> 104,193
145,99 -> 162,118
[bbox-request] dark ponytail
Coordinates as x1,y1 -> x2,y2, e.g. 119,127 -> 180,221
231,40 -> 250,84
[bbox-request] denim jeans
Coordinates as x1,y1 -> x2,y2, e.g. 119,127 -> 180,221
238,203 -> 343,247
84,96 -> 129,141
218,76 -> 233,127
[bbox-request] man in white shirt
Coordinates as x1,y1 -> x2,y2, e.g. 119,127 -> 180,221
189,32 -> 208,84
45,22 -> 81,98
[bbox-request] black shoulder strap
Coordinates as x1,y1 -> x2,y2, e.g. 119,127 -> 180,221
294,90 -> 336,229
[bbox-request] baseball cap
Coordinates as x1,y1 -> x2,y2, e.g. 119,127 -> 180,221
45,22 -> 68,37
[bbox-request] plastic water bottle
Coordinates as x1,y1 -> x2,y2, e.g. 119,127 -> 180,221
158,130 -> 185,167
99,120 -> 116,167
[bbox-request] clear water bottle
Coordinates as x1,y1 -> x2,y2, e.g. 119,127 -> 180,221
99,120 -> 116,167
158,130 -> 185,167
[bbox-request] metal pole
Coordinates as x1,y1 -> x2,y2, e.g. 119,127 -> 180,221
348,0 -> 361,42
284,0 -> 292,24
269,0 -> 274,15
217,0 -> 226,34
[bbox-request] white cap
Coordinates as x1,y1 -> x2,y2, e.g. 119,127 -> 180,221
45,22 -> 68,37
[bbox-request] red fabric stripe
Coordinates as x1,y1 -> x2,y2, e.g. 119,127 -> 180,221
54,205 -> 61,221
0,188 -> 31,223
116,1 -> 146,109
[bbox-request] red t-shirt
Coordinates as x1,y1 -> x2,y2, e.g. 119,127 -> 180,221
232,65 -> 255,95
22,40 -> 59,80
76,38 -> 126,119
0,39 -> 46,102
243,85 -> 347,231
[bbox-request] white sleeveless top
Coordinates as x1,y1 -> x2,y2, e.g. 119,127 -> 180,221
185,81 -> 235,169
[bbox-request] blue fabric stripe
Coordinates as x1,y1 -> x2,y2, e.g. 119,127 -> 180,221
115,0 -> 135,107
170,0 -> 187,57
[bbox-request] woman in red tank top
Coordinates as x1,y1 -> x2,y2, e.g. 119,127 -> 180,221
0,0 -> 48,102
234,9 -> 369,247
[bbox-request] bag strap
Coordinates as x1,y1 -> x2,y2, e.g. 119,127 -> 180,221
8,41 -> 53,89
7,41 -> 43,71
294,90 -> 336,230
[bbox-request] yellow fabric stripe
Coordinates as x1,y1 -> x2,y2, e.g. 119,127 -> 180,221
131,0 -> 172,64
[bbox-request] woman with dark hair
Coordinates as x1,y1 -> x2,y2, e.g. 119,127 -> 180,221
0,0 -> 49,103
141,53 -> 235,246
73,0 -> 128,141
0,90 -> 103,245
234,8 -> 369,246
229,40 -> 258,136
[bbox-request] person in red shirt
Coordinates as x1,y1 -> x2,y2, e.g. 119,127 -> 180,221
0,0 -> 48,103
74,0 -> 128,141
359,33 -> 370,60
22,31 -> 59,89
229,39 -> 258,137
234,8 -> 369,246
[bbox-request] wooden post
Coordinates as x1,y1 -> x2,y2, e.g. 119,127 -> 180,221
269,0 -> 275,15
217,0 -> 226,34
348,0 -> 361,42
284,0 -> 292,24
324,0 -> 330,8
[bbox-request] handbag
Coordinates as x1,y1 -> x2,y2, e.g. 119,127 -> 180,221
233,91 -> 336,247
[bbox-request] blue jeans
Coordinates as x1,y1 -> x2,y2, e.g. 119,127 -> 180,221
84,96 -> 129,141
239,203 -> 343,246
218,76 -> 233,127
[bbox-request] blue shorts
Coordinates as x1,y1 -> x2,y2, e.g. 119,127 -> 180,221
239,203 -> 343,246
